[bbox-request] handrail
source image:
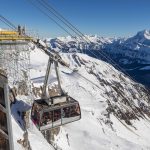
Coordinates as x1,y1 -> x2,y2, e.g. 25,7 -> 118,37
0,31 -> 18,35
0,35 -> 33,41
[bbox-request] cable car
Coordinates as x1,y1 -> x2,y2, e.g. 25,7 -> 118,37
31,45 -> 81,131
31,95 -> 81,131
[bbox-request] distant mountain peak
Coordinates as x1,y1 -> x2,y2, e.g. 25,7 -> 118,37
124,29 -> 150,47
136,29 -> 150,40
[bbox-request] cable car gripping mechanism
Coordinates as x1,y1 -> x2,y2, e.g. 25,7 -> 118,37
32,39 -> 69,103
32,39 -> 69,68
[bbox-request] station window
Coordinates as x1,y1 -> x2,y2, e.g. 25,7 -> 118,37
0,87 -> 5,107
0,110 -> 8,134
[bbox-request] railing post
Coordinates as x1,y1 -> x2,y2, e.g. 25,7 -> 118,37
4,83 -> 14,150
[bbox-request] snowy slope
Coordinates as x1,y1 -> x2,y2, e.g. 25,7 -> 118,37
30,47 -> 150,150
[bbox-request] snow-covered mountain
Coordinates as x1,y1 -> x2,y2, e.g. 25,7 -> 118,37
105,30 -> 150,63
28,47 -> 150,150
105,30 -> 150,88
125,30 -> 150,48
46,30 -> 150,88
47,35 -> 113,53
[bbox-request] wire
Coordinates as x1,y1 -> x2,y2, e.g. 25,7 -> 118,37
35,0 -> 140,84
35,0 -> 93,55
41,0 -> 85,37
37,0 -> 86,39
26,0 -> 75,37
48,0 -> 147,87
0,17 -> 15,30
32,0 -> 133,76
0,15 -> 17,30
26,0 -> 86,54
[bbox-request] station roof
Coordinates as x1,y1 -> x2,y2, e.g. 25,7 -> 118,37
0,30 -> 32,41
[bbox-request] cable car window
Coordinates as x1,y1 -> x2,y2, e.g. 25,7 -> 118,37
0,87 -> 5,107
69,104 -> 80,121
31,104 -> 40,127
53,109 -> 61,127
0,133 -> 10,150
62,107 -> 70,124
41,111 -> 52,127
0,110 -> 8,134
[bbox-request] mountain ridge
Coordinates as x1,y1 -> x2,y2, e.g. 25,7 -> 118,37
45,30 -> 150,88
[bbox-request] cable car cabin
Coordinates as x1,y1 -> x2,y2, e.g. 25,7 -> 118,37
31,96 -> 81,131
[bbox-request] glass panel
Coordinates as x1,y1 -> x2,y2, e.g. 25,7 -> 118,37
0,87 -> 5,107
62,107 -> 71,124
70,104 -> 80,117
0,133 -> 9,150
31,104 -> 40,127
0,110 -> 8,134
69,104 -> 81,122
41,111 -> 52,129
53,109 -> 61,127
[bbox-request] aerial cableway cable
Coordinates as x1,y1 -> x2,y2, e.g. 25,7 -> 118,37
0,17 -> 14,30
36,0 -> 88,40
0,15 -> 17,30
34,0 -> 102,43
36,1 -> 137,81
39,0 -> 101,46
26,0 -> 75,37
26,0 -> 85,53
29,0 -> 138,82
35,0 -> 95,49
36,0 -> 144,85
41,0 -> 87,38
37,0 -> 141,83
26,0 -> 95,55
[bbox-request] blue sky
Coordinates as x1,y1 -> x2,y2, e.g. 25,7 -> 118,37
0,0 -> 150,38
